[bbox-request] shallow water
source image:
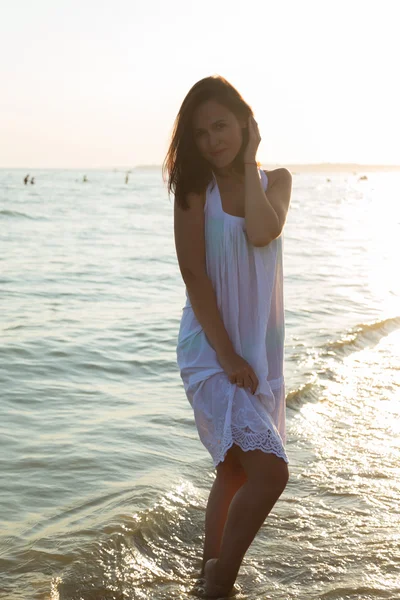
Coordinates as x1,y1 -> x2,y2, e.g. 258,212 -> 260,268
0,168 -> 399,599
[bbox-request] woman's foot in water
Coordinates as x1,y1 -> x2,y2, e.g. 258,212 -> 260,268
204,558 -> 235,598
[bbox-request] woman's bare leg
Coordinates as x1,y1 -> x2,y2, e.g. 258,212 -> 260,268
204,445 -> 289,596
200,449 -> 247,576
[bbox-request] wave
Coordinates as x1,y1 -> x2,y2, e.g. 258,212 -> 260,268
286,379 -> 322,410
0,209 -> 44,220
286,315 -> 400,410
51,480 -> 205,599
321,315 -> 400,357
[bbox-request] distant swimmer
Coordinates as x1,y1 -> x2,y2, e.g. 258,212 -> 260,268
125,173 -> 129,184
83,175 -> 88,183
24,174 -> 29,185
30,177 -> 35,185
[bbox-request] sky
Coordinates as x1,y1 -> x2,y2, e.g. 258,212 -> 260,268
1,0 -> 399,168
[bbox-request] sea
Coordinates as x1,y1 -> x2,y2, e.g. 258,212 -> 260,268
0,167 -> 399,600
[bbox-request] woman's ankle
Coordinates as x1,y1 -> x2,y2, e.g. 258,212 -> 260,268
214,558 -> 236,589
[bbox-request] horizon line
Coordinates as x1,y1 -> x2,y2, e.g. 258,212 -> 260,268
2,162 -> 400,170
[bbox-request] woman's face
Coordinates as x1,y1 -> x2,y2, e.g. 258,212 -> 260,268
192,99 -> 246,169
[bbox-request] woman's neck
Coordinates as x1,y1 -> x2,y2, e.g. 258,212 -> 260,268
213,164 -> 245,182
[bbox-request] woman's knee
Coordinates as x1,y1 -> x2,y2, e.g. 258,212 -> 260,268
273,460 -> 289,493
256,458 -> 289,497
236,448 -> 289,493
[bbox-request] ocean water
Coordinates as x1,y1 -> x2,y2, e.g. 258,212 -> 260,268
0,167 -> 399,600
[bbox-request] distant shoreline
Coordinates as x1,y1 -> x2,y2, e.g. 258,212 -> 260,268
266,163 -> 400,173
134,163 -> 400,173
3,163 -> 400,173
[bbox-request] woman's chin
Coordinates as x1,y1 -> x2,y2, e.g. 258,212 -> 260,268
210,156 -> 235,170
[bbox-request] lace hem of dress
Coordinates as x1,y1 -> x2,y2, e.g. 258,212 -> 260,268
213,424 -> 289,468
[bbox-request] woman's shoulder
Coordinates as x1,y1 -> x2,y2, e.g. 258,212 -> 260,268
263,167 -> 292,187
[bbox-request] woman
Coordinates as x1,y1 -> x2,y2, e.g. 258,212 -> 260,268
163,75 -> 293,597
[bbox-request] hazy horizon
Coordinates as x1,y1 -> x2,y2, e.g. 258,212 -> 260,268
3,162 -> 400,173
1,1 -> 399,168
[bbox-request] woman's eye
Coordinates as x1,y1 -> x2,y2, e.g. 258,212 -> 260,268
194,124 -> 224,138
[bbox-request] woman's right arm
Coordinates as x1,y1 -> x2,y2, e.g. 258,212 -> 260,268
174,191 -> 259,394
174,191 -> 235,359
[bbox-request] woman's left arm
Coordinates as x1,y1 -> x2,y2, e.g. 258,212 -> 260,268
244,166 -> 292,247
263,167 -> 292,235
243,116 -> 292,247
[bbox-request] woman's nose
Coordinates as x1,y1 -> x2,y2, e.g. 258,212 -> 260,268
208,133 -> 221,149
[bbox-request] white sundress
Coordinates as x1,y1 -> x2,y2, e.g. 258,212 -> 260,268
176,168 -> 289,468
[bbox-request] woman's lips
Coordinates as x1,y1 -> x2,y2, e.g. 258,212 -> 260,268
210,149 -> 227,156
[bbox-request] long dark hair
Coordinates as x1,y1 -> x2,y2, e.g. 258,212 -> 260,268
162,75 -> 254,210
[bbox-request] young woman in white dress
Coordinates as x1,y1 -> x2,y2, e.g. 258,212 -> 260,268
163,75 -> 293,597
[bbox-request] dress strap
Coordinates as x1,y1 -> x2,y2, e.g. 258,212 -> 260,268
259,168 -> 269,192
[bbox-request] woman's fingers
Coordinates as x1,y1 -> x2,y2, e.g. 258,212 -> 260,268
230,365 -> 259,395
248,374 -> 256,394
236,373 -> 258,394
249,371 -> 258,394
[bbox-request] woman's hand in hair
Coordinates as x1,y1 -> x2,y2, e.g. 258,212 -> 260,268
243,115 -> 261,163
